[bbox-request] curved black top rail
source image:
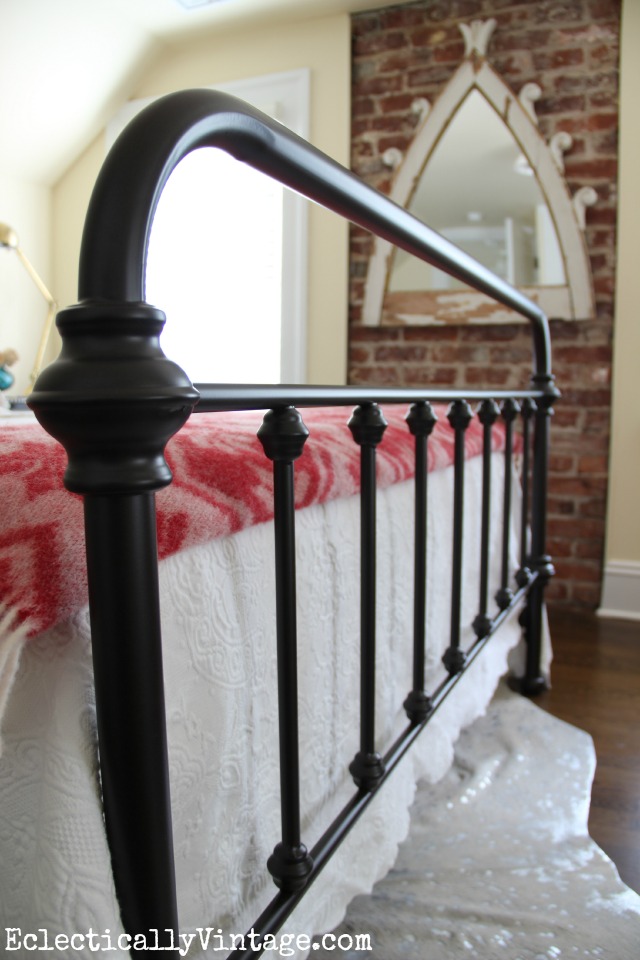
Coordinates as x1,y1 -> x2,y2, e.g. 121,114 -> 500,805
79,89 -> 553,380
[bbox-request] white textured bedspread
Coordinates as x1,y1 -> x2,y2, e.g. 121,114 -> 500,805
313,685 -> 640,959
0,455 -> 532,957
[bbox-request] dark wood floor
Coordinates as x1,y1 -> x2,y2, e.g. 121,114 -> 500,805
536,608 -> 640,894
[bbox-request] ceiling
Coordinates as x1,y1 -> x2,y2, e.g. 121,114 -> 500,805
0,0 -> 396,186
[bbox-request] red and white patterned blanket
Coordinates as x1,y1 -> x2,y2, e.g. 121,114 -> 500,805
0,406 -> 506,638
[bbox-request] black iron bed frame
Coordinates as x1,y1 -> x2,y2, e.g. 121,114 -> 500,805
28,90 -> 558,958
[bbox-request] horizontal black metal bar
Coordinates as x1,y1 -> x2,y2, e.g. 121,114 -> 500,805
226,578 -> 536,960
192,384 -> 547,413
77,89 -> 552,378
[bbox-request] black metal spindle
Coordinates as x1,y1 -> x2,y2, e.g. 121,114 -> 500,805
496,397 -> 521,610
442,399 -> 473,675
258,406 -> 314,892
472,398 -> 500,640
403,401 -> 437,723
348,403 -> 387,790
520,381 -> 559,695
516,397 -> 536,588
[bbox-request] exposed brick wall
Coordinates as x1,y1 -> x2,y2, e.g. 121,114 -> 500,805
349,0 -> 620,610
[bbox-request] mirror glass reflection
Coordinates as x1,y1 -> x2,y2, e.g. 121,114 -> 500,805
388,90 -> 566,293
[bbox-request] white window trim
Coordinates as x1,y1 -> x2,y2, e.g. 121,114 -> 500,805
106,69 -> 310,383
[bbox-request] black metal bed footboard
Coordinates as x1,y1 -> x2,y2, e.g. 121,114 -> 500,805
28,90 -> 558,958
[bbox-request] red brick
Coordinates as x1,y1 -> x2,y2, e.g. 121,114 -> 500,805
558,388 -> 611,408
353,31 -> 406,57
577,454 -> 609,474
541,476 -> 608,497
592,140 -> 618,170
403,325 -> 458,342
549,454 -> 575,473
378,93 -> 420,114
537,94 -> 586,115
489,345 -> 531,364
352,96 -> 376,118
403,365 -> 458,386
374,344 -> 427,362
408,26 -> 439,48
574,539 -> 604,560
356,74 -> 404,97
554,344 -> 611,364
379,7 -> 428,29
548,537 -> 574,559
350,325 -> 401,342
349,346 -> 371,364
460,325 -> 520,343
351,13 -> 380,38
561,112 -> 618,133
464,366 -> 511,387
567,157 -> 618,180
551,408 -> 581,428
588,1 -> 621,19
554,559 -> 602,583
547,497 -> 576,516
433,40 -> 466,64
577,497 -> 608,519
534,47 -> 585,71
348,365 -> 399,386
590,85 -> 619,109
547,517 -> 605,540
589,43 -> 619,68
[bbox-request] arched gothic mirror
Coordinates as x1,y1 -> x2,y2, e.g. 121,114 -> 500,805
362,18 -> 597,326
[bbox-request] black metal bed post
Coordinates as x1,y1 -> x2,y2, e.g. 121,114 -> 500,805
258,407 -> 314,893
28,301 -> 199,955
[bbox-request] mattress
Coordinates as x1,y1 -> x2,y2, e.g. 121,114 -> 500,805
0,406 -> 536,957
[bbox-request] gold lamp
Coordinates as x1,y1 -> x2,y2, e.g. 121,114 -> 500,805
0,220 -> 56,395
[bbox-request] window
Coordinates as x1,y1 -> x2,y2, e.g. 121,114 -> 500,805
107,69 -> 309,383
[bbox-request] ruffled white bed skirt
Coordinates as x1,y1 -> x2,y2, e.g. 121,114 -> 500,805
0,456 -> 544,957
312,685 -> 640,959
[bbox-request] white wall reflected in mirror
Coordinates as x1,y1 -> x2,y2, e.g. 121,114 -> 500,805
388,91 -> 565,294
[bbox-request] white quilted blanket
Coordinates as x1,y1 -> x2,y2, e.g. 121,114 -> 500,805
0,456 -> 531,958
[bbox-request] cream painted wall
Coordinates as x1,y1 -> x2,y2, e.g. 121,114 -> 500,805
52,136 -> 105,314
604,0 -> 640,563
600,0 -> 640,616
52,13 -> 351,384
0,173 -> 52,395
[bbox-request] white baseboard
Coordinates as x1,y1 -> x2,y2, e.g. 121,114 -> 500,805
598,560 -> 640,621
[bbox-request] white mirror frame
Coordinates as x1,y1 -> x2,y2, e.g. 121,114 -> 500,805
362,18 -> 597,326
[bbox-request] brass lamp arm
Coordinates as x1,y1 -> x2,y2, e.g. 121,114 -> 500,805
13,246 -> 57,390
0,224 -> 57,392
